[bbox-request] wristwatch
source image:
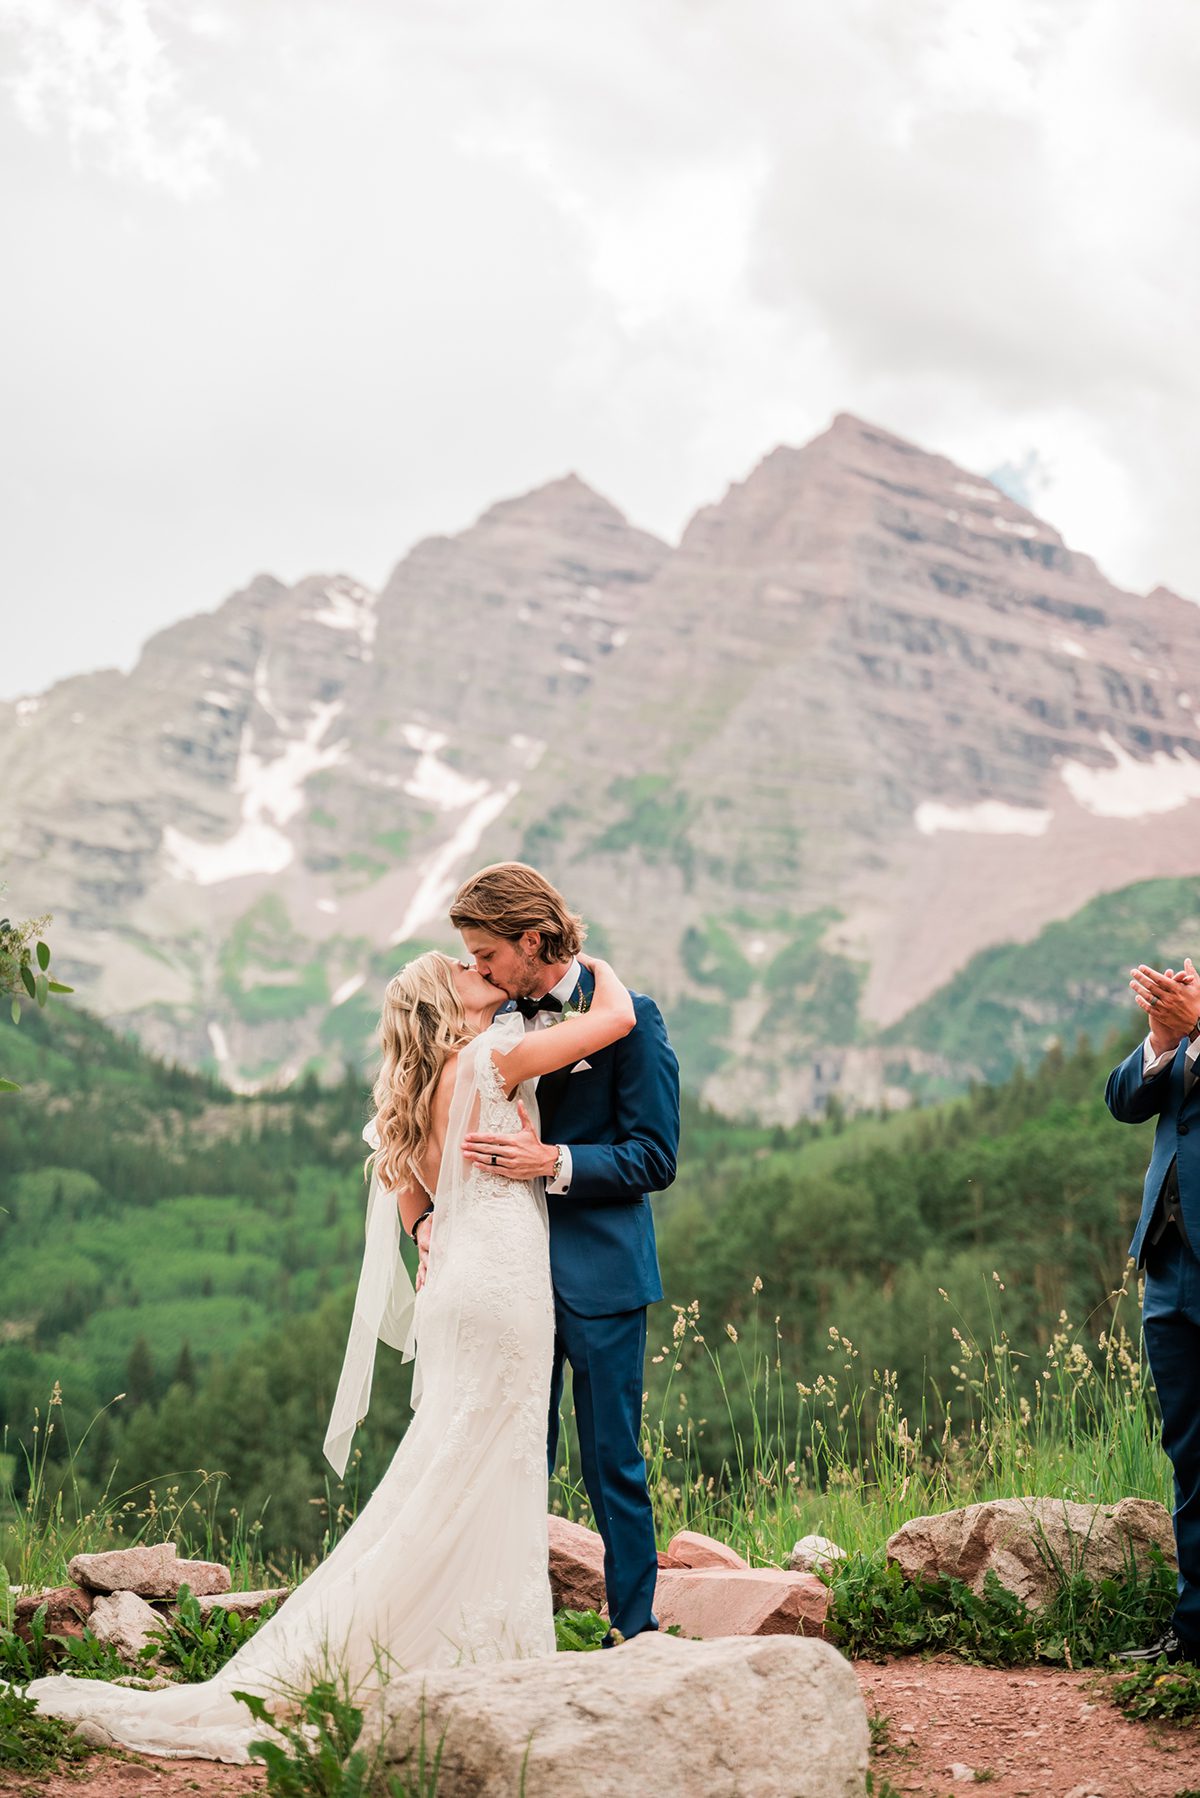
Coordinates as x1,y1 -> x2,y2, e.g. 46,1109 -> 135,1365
549,1145 -> 565,1185
410,1204 -> 434,1244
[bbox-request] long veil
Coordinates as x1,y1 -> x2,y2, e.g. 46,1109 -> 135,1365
323,1010 -> 534,1478
322,1120 -> 419,1479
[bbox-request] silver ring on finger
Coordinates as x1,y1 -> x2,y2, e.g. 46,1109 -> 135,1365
1149,996 -> 1158,1007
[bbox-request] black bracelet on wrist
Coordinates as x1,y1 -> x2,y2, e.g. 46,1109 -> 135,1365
410,1204 -> 434,1244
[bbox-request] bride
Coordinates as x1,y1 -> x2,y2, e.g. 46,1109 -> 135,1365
21,949 -> 636,1761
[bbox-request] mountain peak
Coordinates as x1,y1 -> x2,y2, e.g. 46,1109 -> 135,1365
477,471 -> 638,537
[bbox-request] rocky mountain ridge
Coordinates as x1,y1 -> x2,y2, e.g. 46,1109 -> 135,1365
5,414 -> 1200,1116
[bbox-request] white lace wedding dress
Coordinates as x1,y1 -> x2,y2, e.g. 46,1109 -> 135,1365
23,1012 -> 556,1761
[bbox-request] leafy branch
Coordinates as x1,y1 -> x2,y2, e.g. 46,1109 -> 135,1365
0,908 -> 74,1093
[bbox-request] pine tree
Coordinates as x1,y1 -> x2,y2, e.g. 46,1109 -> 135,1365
125,1335 -> 156,1407
172,1340 -> 196,1389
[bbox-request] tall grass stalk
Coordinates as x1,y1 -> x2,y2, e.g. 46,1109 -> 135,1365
618,1272 -> 1171,1565
0,1387 -> 282,1608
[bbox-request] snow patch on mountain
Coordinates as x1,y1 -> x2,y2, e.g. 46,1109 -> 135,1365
390,782 -> 520,946
163,702 -> 348,884
1060,732 -> 1200,818
915,800 -> 1053,837
402,723 -> 490,811
163,818 -> 293,884
310,581 -> 377,649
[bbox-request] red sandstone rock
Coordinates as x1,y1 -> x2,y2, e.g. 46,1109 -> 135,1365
175,1557 -> 232,1597
14,1583 -> 94,1644
547,1515 -> 607,1613
69,1542 -> 181,1597
196,1586 -> 288,1620
652,1566 -> 831,1639
665,1529 -> 749,1571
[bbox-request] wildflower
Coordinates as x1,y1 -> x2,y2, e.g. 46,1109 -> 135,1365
751,1275 -> 763,1295
726,1324 -> 739,1343
49,1381 -> 62,1407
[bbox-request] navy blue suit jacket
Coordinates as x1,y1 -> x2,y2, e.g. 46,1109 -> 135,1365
1106,1037 -> 1200,1263
529,967 -> 680,1317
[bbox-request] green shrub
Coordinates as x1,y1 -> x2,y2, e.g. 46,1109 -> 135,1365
826,1546 -> 1174,1666
144,1583 -> 277,1682
554,1608 -> 607,1651
237,1679 -> 443,1796
1109,1658 -> 1200,1722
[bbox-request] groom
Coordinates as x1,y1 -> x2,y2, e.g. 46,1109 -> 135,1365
445,861 -> 680,1644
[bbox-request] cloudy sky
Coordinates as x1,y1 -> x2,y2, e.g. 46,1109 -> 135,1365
3,0 -> 1198,699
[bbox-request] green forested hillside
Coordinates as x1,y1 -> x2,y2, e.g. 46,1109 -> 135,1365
888,877 -> 1200,1091
0,1000 -> 1157,1566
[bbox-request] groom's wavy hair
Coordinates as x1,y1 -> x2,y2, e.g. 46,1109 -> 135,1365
450,863 -> 585,964
371,952 -> 471,1193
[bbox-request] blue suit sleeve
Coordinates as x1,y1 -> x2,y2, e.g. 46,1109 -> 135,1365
1105,1039 -> 1173,1124
565,994 -> 680,1203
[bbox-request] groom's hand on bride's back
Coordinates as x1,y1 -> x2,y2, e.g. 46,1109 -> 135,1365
463,1098 -> 557,1182
415,1213 -> 433,1289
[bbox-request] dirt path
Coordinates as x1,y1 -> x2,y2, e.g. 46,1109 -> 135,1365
0,1759 -> 265,1796
858,1658 -> 1200,1798
4,1659 -> 1200,1796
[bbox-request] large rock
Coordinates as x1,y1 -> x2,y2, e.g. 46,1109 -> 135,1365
13,1583 -> 94,1645
89,1589 -> 161,1665
654,1566 -> 831,1639
547,1515 -> 606,1613
665,1528 -> 748,1570
887,1497 -> 1175,1607
69,1542 -> 180,1598
362,1631 -> 867,1797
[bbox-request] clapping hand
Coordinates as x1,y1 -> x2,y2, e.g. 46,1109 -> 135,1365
1130,957 -> 1200,1057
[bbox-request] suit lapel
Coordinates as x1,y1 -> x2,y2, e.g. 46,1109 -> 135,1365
1182,1039 -> 1200,1107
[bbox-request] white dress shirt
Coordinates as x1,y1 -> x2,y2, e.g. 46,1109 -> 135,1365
1143,1032 -> 1200,1085
523,957 -> 581,1195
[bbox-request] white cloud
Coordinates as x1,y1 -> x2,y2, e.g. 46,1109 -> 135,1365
0,0 -> 254,196
2,0 -> 1199,700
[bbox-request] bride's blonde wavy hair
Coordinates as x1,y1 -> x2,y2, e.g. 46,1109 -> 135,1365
370,952 -> 473,1193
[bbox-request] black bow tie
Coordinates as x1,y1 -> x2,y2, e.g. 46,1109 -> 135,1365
514,993 -> 564,1020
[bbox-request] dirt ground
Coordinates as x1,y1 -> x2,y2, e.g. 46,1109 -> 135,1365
0,1758 -> 266,1797
858,1658 -> 1200,1798
3,1658 -> 1200,1797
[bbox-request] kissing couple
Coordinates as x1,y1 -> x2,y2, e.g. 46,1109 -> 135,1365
24,862 -> 682,1761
